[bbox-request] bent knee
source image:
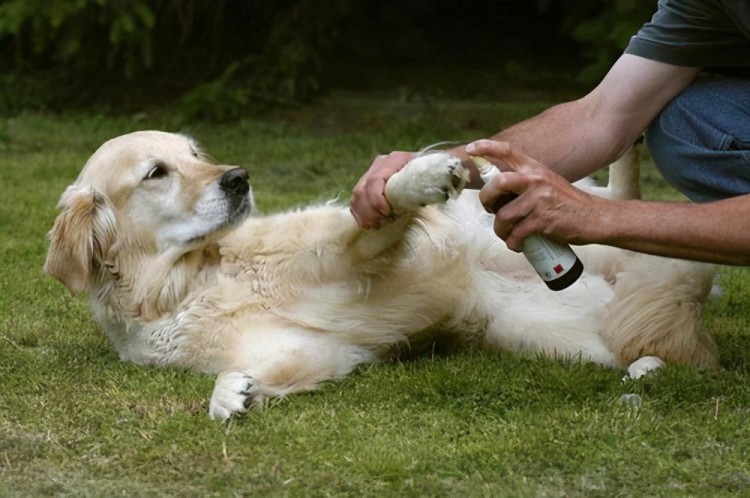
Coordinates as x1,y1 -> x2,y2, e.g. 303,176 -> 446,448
646,76 -> 750,202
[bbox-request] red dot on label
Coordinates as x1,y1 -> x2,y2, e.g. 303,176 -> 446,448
553,264 -> 564,274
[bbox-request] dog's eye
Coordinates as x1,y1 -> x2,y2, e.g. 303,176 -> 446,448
145,163 -> 168,180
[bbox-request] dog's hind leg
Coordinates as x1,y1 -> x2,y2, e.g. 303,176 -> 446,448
625,356 -> 665,380
601,257 -> 718,370
575,143 -> 642,201
475,271 -> 619,367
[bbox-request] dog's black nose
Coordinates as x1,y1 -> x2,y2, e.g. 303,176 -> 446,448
220,168 -> 249,196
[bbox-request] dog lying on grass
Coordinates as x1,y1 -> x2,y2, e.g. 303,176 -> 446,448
44,131 -> 718,420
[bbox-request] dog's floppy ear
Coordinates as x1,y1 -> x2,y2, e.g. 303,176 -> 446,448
43,185 -> 117,295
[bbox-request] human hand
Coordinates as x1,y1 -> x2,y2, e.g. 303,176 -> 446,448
350,151 -> 415,229
468,139 -> 606,251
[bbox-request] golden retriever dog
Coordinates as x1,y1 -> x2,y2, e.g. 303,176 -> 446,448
44,131 -> 718,421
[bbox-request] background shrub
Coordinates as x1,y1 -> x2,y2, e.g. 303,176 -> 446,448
0,0 -> 654,117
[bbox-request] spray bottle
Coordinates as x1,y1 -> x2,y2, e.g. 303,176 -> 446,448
470,155 -> 583,291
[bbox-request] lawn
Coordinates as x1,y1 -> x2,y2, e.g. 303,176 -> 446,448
2,95 -> 750,497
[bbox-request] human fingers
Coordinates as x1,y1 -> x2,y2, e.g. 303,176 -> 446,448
478,171 -> 530,214
499,212 -> 546,252
465,139 -> 544,174
476,171 -> 536,251
497,176 -> 605,250
350,151 -> 414,229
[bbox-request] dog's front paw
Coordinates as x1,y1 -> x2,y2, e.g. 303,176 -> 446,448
209,371 -> 258,421
384,152 -> 469,214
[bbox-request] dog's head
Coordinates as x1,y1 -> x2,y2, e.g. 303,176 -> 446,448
44,131 -> 253,296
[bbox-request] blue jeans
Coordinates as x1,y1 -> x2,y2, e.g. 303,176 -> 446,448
645,75 -> 750,202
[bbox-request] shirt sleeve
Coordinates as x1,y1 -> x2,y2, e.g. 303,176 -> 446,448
624,0 -> 750,68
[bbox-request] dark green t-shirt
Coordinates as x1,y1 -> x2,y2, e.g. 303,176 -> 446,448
625,0 -> 750,70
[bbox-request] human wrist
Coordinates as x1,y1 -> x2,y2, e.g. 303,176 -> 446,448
583,197 -> 626,245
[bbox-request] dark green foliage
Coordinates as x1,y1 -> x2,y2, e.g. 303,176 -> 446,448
0,1 -> 657,115
0,0 -> 158,107
179,0 -> 349,120
0,0 -> 348,115
560,0 -> 655,84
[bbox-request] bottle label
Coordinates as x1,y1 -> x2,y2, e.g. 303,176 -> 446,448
522,235 -> 580,282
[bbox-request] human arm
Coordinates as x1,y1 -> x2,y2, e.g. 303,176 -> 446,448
598,197 -> 750,265
472,139 -> 750,266
350,54 -> 700,228
486,54 -> 701,181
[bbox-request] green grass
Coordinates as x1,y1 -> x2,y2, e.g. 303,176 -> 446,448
2,95 -> 750,497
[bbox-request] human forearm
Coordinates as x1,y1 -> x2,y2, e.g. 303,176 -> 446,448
483,56 -> 700,182
487,99 -> 630,181
596,197 -> 750,265
444,98 -> 625,189
472,139 -> 750,266
351,55 -> 699,229
446,99 -> 625,189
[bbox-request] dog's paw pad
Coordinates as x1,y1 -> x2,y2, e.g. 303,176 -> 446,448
209,371 -> 257,421
384,152 -> 469,213
624,356 -> 665,381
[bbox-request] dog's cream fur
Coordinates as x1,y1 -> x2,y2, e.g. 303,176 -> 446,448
44,131 -> 718,420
